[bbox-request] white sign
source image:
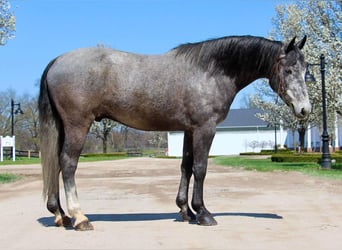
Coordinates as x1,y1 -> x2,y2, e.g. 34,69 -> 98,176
0,136 -> 16,161
1,136 -> 14,147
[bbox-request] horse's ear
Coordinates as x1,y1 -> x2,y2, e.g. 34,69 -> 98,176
296,35 -> 307,50
285,37 -> 296,54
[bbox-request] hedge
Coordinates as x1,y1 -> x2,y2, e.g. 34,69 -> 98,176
271,153 -> 342,163
81,152 -> 127,158
240,149 -> 293,156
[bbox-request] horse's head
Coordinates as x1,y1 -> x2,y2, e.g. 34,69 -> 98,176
270,36 -> 311,119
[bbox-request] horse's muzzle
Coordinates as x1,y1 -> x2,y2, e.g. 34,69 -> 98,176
292,102 -> 311,120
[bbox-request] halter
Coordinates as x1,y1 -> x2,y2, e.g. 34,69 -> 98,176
270,54 -> 286,104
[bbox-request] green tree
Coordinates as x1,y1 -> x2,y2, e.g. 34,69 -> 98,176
0,0 -> 15,45
251,78 -> 323,150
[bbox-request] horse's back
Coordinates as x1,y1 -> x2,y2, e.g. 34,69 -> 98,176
44,47 -> 228,131
45,48 -> 186,129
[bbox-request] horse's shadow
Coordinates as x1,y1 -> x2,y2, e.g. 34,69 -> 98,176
37,212 -> 282,227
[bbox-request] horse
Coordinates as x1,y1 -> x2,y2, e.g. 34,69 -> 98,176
39,35 -> 311,231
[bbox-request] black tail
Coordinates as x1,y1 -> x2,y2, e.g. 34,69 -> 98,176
38,57 -> 63,200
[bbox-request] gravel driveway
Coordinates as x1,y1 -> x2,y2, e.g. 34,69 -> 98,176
1,158 -> 342,250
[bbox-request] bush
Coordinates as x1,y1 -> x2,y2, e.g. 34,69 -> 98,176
271,153 -> 342,163
81,152 -> 127,158
271,154 -> 320,163
240,149 -> 293,156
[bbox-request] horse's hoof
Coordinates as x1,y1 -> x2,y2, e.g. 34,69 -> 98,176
75,220 -> 94,231
55,215 -> 73,228
197,214 -> 218,226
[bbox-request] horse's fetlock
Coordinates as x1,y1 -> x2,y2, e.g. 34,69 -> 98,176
47,200 -> 58,214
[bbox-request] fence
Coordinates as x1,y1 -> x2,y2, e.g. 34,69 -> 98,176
2,149 -> 40,159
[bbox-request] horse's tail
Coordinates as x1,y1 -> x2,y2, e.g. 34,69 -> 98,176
38,57 -> 62,200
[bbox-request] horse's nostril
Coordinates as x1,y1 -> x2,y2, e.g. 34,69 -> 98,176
301,108 -> 307,117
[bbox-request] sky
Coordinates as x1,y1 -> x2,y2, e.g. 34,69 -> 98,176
0,0 -> 287,108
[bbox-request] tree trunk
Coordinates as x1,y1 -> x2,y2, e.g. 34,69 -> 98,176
103,132 -> 108,153
298,127 -> 306,153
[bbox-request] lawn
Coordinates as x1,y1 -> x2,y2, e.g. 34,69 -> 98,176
0,155 -> 128,165
0,157 -> 41,165
0,173 -> 21,184
214,156 -> 342,180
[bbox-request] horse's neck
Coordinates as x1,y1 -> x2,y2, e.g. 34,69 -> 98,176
229,49 -> 281,91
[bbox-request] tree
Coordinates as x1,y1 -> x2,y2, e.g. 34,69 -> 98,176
253,0 -> 342,149
0,89 -> 15,136
0,90 -> 40,151
147,131 -> 167,151
251,81 -> 318,150
17,95 -> 40,151
90,119 -> 119,153
0,0 -> 15,45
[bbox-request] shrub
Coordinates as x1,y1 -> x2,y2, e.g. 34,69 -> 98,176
271,153 -> 342,163
240,149 -> 293,156
81,152 -> 127,158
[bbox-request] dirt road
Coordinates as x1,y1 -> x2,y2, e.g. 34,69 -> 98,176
1,158 -> 342,250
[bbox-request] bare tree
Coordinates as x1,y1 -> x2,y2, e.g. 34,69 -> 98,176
90,119 -> 119,153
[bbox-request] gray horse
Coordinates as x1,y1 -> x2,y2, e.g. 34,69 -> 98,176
39,35 -> 311,230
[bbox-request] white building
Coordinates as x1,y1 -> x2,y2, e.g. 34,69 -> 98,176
167,108 -> 342,157
167,109 -> 287,156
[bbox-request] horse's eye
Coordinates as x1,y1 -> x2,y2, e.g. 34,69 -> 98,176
285,69 -> 292,74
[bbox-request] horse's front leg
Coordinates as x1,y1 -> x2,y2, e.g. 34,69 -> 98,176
176,131 -> 196,222
191,124 -> 217,226
60,129 -> 94,231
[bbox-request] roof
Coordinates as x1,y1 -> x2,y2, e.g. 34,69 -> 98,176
217,108 -> 268,128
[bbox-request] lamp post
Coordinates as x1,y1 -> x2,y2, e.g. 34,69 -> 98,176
305,54 -> 331,169
274,123 -> 278,154
11,99 -> 24,136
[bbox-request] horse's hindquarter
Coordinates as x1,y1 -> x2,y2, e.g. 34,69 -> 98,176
47,48 -> 231,132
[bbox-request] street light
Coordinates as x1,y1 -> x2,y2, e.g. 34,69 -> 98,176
11,99 -> 24,136
305,54 -> 331,169
274,124 -> 278,154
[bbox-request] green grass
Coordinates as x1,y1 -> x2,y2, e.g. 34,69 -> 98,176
0,173 -> 21,184
78,155 -> 127,162
214,156 -> 342,179
0,155 -> 127,165
0,157 -> 41,165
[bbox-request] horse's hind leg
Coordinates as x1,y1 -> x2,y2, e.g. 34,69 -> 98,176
176,131 -> 196,221
44,154 -> 72,227
47,192 -> 72,227
60,124 -> 93,231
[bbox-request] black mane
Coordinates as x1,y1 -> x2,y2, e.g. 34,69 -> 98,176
174,35 -> 283,79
